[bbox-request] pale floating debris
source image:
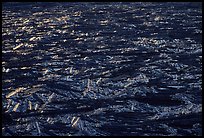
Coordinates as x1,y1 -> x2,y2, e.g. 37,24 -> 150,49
167,85 -> 185,89
34,103 -> 39,111
38,104 -> 46,113
67,78 -> 73,81
62,39 -> 67,42
15,39 -> 20,43
28,100 -> 32,110
6,99 -> 12,111
87,79 -> 91,88
48,93 -> 55,102
131,104 -> 134,111
24,87 -> 42,95
102,70 -> 110,75
83,56 -> 89,60
20,67 -> 31,70
47,117 -> 51,123
95,36 -> 104,41
158,87 -> 167,90
13,103 -> 20,112
99,20 -> 109,25
154,16 -> 163,21
35,122 -> 41,135
70,67 -> 73,74
148,113 -> 165,120
29,37 -> 41,41
62,30 -> 67,34
21,26 -> 26,30
32,84 -> 44,88
2,67 -> 10,73
83,87 -> 89,96
4,79 -> 14,82
38,93 -> 55,113
84,69 -> 89,73
30,36 -> 41,41
33,12 -> 42,16
65,76 -> 73,81
6,87 -> 25,98
96,78 -> 102,84
13,43 -> 24,50
83,79 -> 96,97
71,117 -> 80,127
73,11 -> 81,17
124,82 -> 133,88
90,107 -> 106,115
43,69 -> 49,74
71,116 -> 76,124
136,74 -> 149,83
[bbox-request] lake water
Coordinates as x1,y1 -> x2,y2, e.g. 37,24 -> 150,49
2,2 -> 202,136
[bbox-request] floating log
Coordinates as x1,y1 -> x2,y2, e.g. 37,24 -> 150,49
6,87 -> 25,98
13,103 -> 20,112
13,43 -> 24,50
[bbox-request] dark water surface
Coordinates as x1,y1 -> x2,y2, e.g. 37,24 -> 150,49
2,2 -> 202,136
